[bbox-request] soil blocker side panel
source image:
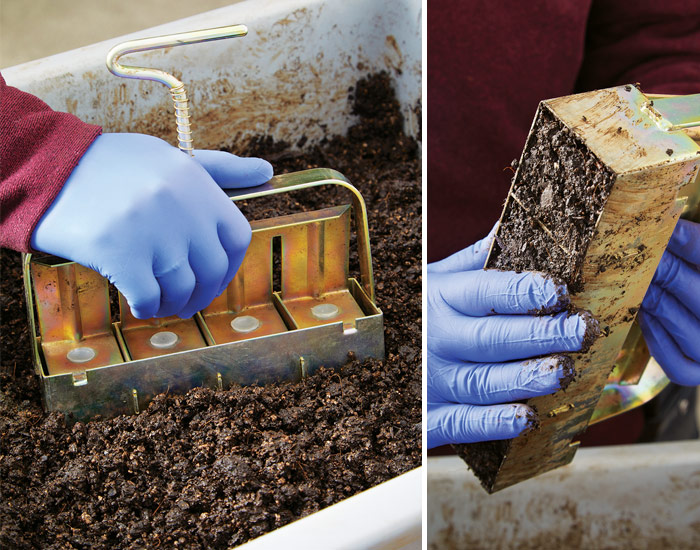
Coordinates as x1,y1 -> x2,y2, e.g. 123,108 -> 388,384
454,88 -> 697,493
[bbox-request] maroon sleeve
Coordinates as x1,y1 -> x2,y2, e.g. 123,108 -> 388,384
0,73 -> 102,252
428,0 -> 700,263
427,0 -> 592,262
576,0 -> 700,95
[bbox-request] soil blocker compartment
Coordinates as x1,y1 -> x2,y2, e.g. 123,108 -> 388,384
488,107 -> 617,292
0,1 -> 421,548
455,86 -> 700,493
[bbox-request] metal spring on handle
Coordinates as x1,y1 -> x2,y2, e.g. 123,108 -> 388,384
170,84 -> 194,156
105,24 -> 248,155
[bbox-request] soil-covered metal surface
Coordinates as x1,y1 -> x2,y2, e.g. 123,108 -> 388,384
0,73 -> 421,549
456,104 -> 609,492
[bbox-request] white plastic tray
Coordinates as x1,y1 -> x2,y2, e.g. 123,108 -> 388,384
4,1 -> 422,547
3,0 -> 421,151
428,441 -> 700,549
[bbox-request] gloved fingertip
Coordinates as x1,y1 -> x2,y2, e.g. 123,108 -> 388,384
637,311 -> 700,386
176,302 -> 202,319
579,310 -> 602,352
642,283 -> 662,312
252,157 -> 274,183
668,219 -> 700,265
154,304 -> 185,319
566,310 -> 601,352
130,307 -> 155,320
550,276 -> 571,309
232,156 -> 273,186
195,150 -> 273,188
216,284 -> 229,298
177,310 -> 196,320
553,354 -> 577,390
481,404 -> 539,440
511,404 -> 540,436
522,355 -> 576,394
532,273 -> 570,314
231,157 -> 273,187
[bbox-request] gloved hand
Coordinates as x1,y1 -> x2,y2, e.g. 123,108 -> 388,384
31,133 -> 273,320
427,225 -> 597,449
639,219 -> 700,386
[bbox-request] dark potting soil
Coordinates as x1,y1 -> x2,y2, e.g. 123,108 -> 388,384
488,106 -> 616,293
0,72 -> 421,549
457,104 -> 610,491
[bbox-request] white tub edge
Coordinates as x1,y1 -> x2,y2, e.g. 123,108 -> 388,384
238,467 -> 422,550
428,441 -> 700,549
2,0 -> 421,149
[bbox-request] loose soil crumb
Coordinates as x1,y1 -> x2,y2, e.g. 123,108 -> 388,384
0,72 -> 421,549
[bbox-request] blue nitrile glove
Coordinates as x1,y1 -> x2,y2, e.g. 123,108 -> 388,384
31,133 -> 273,320
639,219 -> 700,386
427,225 -> 597,449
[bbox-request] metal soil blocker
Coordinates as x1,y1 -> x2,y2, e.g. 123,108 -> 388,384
458,86 -> 700,493
23,26 -> 384,421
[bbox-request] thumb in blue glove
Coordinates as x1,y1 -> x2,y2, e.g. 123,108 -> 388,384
190,149 -> 273,188
639,219 -> 700,386
427,225 -> 598,449
31,133 -> 273,320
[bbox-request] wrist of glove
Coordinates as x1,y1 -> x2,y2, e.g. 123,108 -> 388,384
639,219 -> 700,386
31,133 -> 273,320
427,225 -> 598,449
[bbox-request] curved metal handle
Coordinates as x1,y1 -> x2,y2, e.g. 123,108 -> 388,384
226,168 -> 377,303
105,24 -> 248,154
644,93 -> 700,132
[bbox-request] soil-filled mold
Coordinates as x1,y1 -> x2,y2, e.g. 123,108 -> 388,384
455,103 -> 613,492
0,73 -> 421,549
488,106 -> 616,292
449,85 -> 698,495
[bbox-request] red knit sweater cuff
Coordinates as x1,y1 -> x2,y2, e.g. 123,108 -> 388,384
1,73 -> 102,253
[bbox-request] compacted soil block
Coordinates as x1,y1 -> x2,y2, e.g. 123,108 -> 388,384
489,107 -> 616,291
0,73 -> 421,549
454,105 -> 608,491
453,86 -> 699,493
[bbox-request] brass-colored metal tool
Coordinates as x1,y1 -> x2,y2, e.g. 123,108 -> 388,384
456,86 -> 700,493
23,27 -> 384,421
589,95 -> 700,425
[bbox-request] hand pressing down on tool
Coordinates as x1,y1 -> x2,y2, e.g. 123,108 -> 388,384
31,133 -> 273,320
639,219 -> 700,387
427,225 -> 599,449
